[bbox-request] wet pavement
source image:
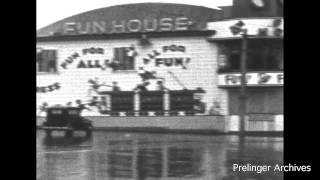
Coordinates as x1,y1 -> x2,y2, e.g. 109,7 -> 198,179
37,130 -> 283,180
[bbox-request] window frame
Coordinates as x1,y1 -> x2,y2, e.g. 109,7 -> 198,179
36,48 -> 59,74
217,39 -> 283,73
112,46 -> 137,71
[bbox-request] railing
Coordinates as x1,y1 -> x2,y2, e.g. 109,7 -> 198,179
97,89 -> 205,116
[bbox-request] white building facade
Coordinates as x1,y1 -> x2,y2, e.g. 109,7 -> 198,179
37,1 -> 283,132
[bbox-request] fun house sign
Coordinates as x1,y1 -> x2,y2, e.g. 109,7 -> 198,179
218,72 -> 284,87
63,17 -> 193,35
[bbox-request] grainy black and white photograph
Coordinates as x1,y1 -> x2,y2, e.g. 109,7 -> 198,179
36,0 -> 285,179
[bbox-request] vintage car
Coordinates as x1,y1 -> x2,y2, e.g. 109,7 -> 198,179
42,107 -> 93,137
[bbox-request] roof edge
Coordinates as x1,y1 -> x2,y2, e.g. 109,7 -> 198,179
37,30 -> 216,42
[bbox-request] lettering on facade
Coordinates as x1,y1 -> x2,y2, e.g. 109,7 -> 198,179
155,58 -> 191,69
60,46 -> 138,70
256,19 -> 283,37
82,47 -> 104,55
257,27 -> 283,37
277,73 -> 284,84
62,17 -> 192,35
61,47 -> 110,69
142,44 -> 191,69
61,52 -> 80,69
162,45 -> 186,52
209,18 -> 283,39
257,73 -> 271,84
77,47 -> 108,69
224,74 -> 251,85
220,72 -> 284,86
77,60 -> 105,68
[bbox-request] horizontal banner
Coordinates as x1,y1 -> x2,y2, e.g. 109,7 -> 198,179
218,72 -> 283,87
208,18 -> 283,39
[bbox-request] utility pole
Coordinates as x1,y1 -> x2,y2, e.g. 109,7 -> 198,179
239,30 -> 248,136
229,20 -> 248,136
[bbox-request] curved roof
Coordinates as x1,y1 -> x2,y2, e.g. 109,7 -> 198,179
37,3 -> 222,37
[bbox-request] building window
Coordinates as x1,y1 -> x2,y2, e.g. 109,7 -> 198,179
228,88 -> 283,115
110,92 -> 134,111
113,46 -> 137,71
218,39 -> 283,72
37,49 -> 57,73
140,92 -> 164,111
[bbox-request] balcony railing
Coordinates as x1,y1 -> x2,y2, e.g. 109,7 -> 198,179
97,89 -> 205,116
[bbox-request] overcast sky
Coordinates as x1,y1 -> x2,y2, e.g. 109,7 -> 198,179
36,0 -> 232,30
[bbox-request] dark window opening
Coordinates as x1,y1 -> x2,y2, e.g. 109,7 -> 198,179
113,47 -> 136,70
37,49 -> 57,73
111,93 -> 134,111
218,39 -> 283,72
170,91 -> 194,111
140,92 -> 164,111
228,88 -> 283,115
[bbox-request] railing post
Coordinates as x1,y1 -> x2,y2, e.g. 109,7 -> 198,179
134,91 -> 140,116
164,90 -> 170,116
106,95 -> 111,112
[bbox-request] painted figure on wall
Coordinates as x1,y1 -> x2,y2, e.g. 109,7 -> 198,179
156,80 -> 169,91
138,67 -> 164,82
126,45 -> 138,69
112,45 -> 138,71
134,81 -> 150,92
87,77 -> 113,96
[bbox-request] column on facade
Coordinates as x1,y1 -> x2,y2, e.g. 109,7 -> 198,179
134,91 -> 140,116
164,90 -> 170,116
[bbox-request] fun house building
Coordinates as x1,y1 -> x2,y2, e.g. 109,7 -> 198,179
36,0 -> 283,132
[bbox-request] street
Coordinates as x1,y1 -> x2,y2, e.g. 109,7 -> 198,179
37,130 -> 283,180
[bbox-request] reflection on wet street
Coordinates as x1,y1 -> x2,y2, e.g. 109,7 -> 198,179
37,131 -> 283,180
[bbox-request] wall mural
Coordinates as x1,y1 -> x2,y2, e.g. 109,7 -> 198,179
37,82 -> 60,93
59,44 -> 192,90
37,44 -> 209,115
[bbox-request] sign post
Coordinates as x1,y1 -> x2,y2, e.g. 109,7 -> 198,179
239,30 -> 247,136
229,20 -> 248,136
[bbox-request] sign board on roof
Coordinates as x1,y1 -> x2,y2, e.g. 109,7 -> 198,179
36,3 -> 221,37
63,17 -> 193,35
208,18 -> 283,39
